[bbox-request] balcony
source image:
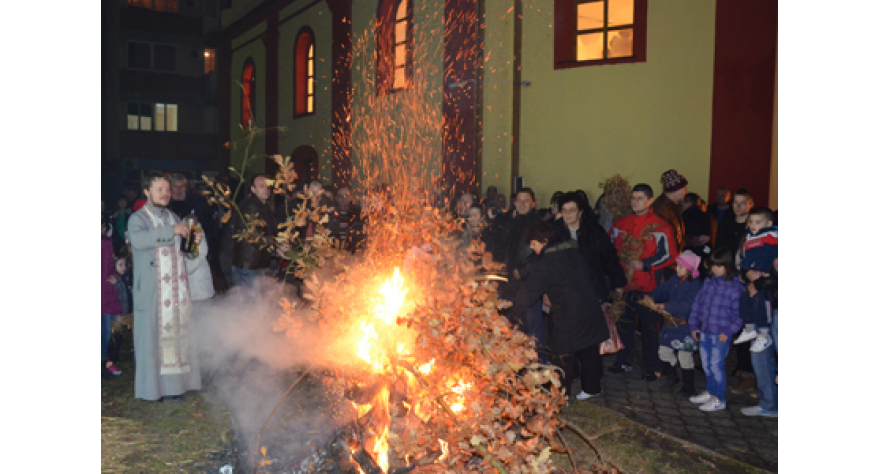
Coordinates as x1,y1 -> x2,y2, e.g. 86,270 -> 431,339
119,131 -> 221,164
121,7 -> 203,36
120,69 -> 204,96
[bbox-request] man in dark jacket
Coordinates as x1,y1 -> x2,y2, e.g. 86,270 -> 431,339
554,192 -> 626,303
506,222 -> 609,401
327,186 -> 365,253
500,188 -> 547,358
223,174 -> 276,287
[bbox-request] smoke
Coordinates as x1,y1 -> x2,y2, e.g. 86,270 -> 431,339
191,274 -> 356,466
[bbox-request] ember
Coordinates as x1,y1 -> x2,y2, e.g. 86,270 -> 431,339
203,5 -> 568,472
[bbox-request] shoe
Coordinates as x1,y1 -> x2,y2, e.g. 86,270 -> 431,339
750,334 -> 773,353
160,394 -> 186,403
642,372 -> 660,382
106,362 -> 122,376
608,364 -> 633,374
699,396 -> 726,412
575,391 -> 603,401
734,327 -> 757,344
689,391 -> 712,404
729,371 -> 756,394
741,406 -> 778,417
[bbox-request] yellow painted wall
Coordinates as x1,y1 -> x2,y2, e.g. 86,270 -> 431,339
276,4 -> 334,183
480,0 -> 516,199
517,0 -> 717,208
230,21 -> 267,177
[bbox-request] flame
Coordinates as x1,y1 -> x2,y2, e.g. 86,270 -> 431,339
374,267 -> 408,324
350,269 -> 411,472
439,439 -> 449,462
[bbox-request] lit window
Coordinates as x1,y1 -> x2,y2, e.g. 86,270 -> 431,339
294,30 -> 315,116
204,49 -> 216,75
554,0 -> 646,69
127,102 -> 177,131
241,58 -> 256,127
128,0 -> 178,13
392,0 -> 410,90
376,0 -> 412,95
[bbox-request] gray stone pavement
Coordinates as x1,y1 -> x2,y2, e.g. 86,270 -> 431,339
572,346 -> 778,472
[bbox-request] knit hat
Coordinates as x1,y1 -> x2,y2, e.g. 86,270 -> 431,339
676,250 -> 701,278
661,169 -> 688,193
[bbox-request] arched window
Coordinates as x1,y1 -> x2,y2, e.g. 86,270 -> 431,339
241,58 -> 256,127
294,28 -> 316,117
376,0 -> 412,95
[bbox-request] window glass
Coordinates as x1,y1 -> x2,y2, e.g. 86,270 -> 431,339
140,103 -> 153,130
577,2 -> 604,30
166,105 -> 178,131
607,28 -> 633,58
127,103 -> 140,130
576,32 -> 604,61
395,44 -> 406,67
393,67 -> 406,89
607,0 -> 633,27
128,42 -> 151,69
204,49 -> 216,74
155,103 -> 166,131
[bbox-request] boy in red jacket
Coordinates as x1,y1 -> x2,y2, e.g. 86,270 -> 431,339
608,184 -> 679,380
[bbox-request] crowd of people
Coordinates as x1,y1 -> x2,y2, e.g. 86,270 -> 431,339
102,169 -> 777,421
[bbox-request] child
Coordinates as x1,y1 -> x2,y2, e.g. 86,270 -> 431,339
108,255 -> 133,374
732,207 -> 777,352
642,250 -> 703,398
102,216 -> 123,379
687,247 -> 743,412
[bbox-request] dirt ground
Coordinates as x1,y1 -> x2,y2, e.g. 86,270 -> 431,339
102,334 -> 768,473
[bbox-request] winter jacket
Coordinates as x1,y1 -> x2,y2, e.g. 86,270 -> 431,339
688,275 -> 743,336
101,237 -> 122,316
609,210 -> 678,293
715,213 -> 747,257
224,194 -> 276,270
649,275 -> 703,321
651,194 -> 685,252
740,226 -> 778,274
112,275 -> 131,315
753,270 -> 778,310
554,214 -> 626,302
505,240 -> 609,354
501,209 -> 544,276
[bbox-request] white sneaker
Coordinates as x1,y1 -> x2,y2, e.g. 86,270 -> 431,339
699,396 -> 726,412
734,327 -> 757,344
575,391 -> 602,401
689,391 -> 712,404
750,334 -> 773,353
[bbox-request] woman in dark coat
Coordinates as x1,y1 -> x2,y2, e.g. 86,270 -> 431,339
553,192 -> 627,303
506,221 -> 609,401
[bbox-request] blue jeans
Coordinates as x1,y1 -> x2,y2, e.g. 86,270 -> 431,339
771,309 -> 778,352
102,313 -> 112,360
751,309 -> 778,412
699,333 -> 731,403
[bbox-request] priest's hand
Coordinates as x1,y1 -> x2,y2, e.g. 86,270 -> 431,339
173,224 -> 191,237
194,231 -> 203,245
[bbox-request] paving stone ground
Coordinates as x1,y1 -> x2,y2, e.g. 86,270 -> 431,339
573,338 -> 778,472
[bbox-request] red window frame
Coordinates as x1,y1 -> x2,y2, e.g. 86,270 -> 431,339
376,0 -> 413,96
241,58 -> 256,127
294,28 -> 316,117
554,0 -> 647,69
